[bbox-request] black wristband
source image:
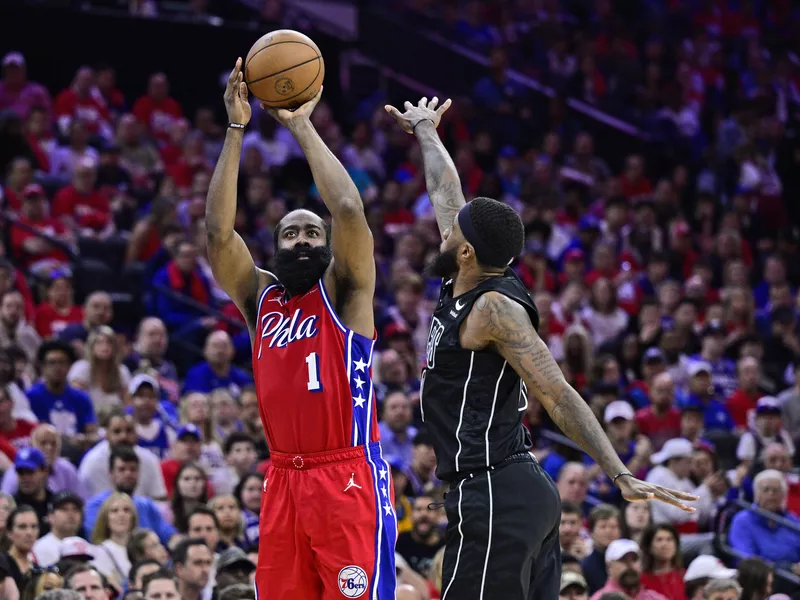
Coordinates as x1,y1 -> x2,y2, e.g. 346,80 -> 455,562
412,118 -> 434,134
228,122 -> 246,130
613,472 -> 634,485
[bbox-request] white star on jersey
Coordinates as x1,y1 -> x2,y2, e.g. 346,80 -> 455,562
383,502 -> 392,515
381,486 -> 388,498
354,376 -> 365,390
353,358 -> 368,372
353,396 -> 366,408
378,467 -> 387,480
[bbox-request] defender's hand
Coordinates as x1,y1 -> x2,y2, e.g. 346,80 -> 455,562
616,475 -> 699,513
224,58 -> 252,126
384,96 -> 452,135
262,87 -> 323,129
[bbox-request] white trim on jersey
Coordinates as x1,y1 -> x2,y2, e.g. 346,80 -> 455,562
318,277 -> 348,334
441,478 -> 465,600
255,284 -> 279,322
479,471 -> 494,600
453,351 -> 474,473
485,361 -> 507,467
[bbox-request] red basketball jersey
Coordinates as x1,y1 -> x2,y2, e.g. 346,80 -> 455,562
252,279 -> 380,454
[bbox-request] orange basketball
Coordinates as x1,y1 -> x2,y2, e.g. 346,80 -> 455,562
244,29 -> 325,109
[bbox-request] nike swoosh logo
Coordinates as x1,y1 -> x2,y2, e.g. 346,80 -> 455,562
455,299 -> 465,311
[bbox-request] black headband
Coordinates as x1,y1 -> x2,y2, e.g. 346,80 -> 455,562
457,203 -> 509,268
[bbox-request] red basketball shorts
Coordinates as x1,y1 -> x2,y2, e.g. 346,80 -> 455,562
255,442 -> 397,600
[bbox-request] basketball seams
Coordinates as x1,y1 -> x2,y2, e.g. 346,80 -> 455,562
245,40 -> 320,70
253,58 -> 323,107
246,55 -> 320,85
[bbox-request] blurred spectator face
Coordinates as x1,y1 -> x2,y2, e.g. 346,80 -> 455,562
26,107 -> 48,137
195,108 -> 216,134
137,318 -> 168,359
605,203 -> 627,231
411,495 -> 438,540
0,389 -> 11,425
108,496 -> 135,535
658,282 -> 681,314
667,455 -> 692,479
107,416 -> 136,446
691,449 -> 715,481
382,392 -> 412,433
9,510 -> 39,553
0,495 -> 12,536
764,257 -> 786,284
607,551 -> 642,588
148,73 -> 169,101
74,67 -> 94,96
642,356 -> 665,382
591,517 -> 620,549
49,277 -> 74,308
396,233 -> 425,266
175,242 -> 198,274
239,475 -> 262,513
145,577 -> 179,600
724,260 -> 748,287
650,528 -> 677,563
118,114 -> 139,144
607,417 -> 633,444
204,332 -> 233,367
239,389 -> 259,422
489,47 -> 508,73
111,456 -> 139,495
391,466 -> 408,500
543,133 -> 561,158
185,393 -> 209,423
681,409 -> 704,440
625,502 -> 650,533
264,198 -> 287,226
91,332 -> 114,362
395,280 -> 422,316
22,192 -> 46,220
574,133 -> 594,157
559,509 -> 582,549
379,349 -> 408,386
174,433 -> 202,463
625,156 -> 644,182
763,444 -> 791,473
593,246 -> 614,274
135,561 -> 161,589
8,157 -> 33,189
70,569 -> 105,600
0,291 -> 24,327
177,466 -> 205,500
187,513 -> 219,550
246,176 -> 271,208
755,474 -> 786,513
227,441 -> 256,473
132,384 -> 158,422
561,282 -> 585,312
563,255 -> 585,281
85,293 -> 112,327
701,332 -> 724,360
213,495 -> 240,532
33,425 -> 60,466
557,464 -> 588,504
769,283 -> 792,309
737,357 -> 759,391
591,279 -> 615,312
755,412 -> 781,438
73,161 -> 97,193
96,67 -> 115,92
41,347 -> 72,388
2,56 -> 26,87
18,463 -> 46,496
412,440 -> 436,473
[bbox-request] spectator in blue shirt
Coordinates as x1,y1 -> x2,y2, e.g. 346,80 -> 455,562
689,321 -> 737,399
28,340 -> 97,450
378,391 -> 417,471
678,362 -> 734,432
84,445 -> 177,545
183,331 -> 252,398
729,469 -> 800,568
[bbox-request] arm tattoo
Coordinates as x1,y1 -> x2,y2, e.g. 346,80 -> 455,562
476,293 -> 627,478
415,122 -> 466,236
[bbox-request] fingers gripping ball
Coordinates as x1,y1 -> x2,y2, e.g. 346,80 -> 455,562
245,30 -> 325,109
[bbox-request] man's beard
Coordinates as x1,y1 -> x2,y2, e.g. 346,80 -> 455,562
427,247 -> 459,278
117,483 -> 135,496
272,245 -> 333,297
619,568 -> 641,590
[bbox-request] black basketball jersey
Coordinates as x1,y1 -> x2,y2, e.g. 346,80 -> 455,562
420,269 -> 540,481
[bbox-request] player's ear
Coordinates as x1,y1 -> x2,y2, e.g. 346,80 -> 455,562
461,242 -> 475,263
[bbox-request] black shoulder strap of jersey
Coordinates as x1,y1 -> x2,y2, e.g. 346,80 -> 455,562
475,269 -> 541,331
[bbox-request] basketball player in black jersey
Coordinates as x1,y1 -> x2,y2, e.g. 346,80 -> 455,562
385,98 -> 698,600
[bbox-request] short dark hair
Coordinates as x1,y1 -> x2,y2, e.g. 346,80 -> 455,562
560,501 -> 581,516
466,197 -> 524,268
37,339 -> 77,366
7,505 -> 38,532
172,537 -> 209,566
187,506 -> 220,530
109,445 -> 139,471
588,504 -> 620,532
219,583 -> 257,600
223,432 -> 256,456
129,558 -> 161,587
141,567 -> 178,596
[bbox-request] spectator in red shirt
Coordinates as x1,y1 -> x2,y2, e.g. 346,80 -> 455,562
0,52 -> 52,121
0,386 -> 35,451
9,184 -> 72,273
161,425 -> 213,498
34,272 -> 84,339
52,158 -> 112,235
159,118 -> 190,168
132,72 -> 183,143
638,524 -> 685,600
1,156 -> 33,213
53,66 -> 112,139
23,107 -> 55,174
166,132 -> 211,191
619,155 -> 654,203
726,356 -> 763,429
0,260 -> 36,325
94,64 -> 125,121
635,372 -> 682,452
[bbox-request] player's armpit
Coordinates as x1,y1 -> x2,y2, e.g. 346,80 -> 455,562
474,292 -> 627,480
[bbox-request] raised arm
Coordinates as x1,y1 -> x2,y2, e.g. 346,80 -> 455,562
471,291 -> 699,512
385,97 -> 465,237
205,59 -> 271,329
264,91 -> 374,293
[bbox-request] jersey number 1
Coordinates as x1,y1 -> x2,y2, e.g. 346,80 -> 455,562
305,352 -> 323,392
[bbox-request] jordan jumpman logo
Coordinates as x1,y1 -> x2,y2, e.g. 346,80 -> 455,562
343,473 -> 362,492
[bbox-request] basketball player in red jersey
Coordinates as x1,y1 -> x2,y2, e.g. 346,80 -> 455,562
205,59 -> 396,600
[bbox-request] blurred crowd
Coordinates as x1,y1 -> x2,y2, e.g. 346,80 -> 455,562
0,0 -> 800,599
